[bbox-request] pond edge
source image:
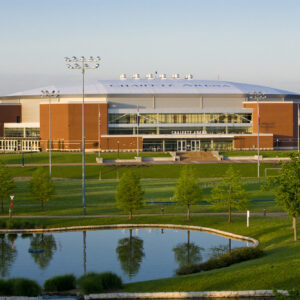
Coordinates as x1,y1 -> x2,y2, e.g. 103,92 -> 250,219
0,224 -> 259,246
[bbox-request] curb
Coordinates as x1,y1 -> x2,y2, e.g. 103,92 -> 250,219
85,290 -> 288,299
0,224 -> 259,246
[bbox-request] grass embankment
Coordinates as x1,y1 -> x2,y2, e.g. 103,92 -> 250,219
3,178 -> 279,216
0,152 -> 171,164
6,162 -> 279,179
221,150 -> 296,157
2,215 -> 299,291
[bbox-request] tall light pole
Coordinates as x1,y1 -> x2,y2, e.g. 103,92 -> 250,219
249,92 -> 266,179
41,90 -> 60,178
64,56 -> 100,215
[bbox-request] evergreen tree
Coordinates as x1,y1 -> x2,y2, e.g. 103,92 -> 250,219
173,166 -> 202,221
115,170 -> 144,219
209,166 -> 248,223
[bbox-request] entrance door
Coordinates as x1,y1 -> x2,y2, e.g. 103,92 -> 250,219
177,140 -> 186,152
191,140 -> 200,151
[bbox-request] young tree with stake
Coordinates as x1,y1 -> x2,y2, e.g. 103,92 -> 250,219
29,168 -> 55,210
115,170 -> 144,220
209,166 -> 248,223
173,166 -> 202,221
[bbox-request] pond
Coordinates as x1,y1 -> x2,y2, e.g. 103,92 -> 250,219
0,228 -> 252,285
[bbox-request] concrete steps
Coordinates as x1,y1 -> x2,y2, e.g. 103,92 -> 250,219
178,151 -> 218,161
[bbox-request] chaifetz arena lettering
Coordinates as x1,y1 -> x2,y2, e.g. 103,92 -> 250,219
171,130 -> 204,135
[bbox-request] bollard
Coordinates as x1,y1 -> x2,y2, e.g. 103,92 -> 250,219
263,208 -> 266,216
161,207 -> 164,215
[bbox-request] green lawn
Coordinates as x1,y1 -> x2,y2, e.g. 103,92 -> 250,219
0,152 -> 171,164
7,163 -> 279,179
2,178 -> 280,217
221,150 -> 297,158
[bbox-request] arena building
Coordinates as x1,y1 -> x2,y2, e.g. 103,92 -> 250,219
0,75 -> 299,152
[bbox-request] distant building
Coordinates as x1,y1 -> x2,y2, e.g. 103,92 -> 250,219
0,76 -> 299,152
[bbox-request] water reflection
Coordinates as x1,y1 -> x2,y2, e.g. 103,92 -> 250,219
116,229 -> 145,278
209,239 -> 233,259
173,231 -> 204,267
0,229 -> 251,284
29,234 -> 57,269
0,234 -> 17,277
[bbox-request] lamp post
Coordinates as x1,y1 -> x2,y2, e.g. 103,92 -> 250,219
41,90 -> 60,178
65,56 -> 100,215
117,140 -> 120,159
249,92 -> 266,179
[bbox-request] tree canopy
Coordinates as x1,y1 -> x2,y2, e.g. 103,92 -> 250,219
115,170 -> 144,219
173,166 -> 202,220
29,168 -> 55,210
267,153 -> 300,241
209,166 -> 248,223
0,161 -> 15,213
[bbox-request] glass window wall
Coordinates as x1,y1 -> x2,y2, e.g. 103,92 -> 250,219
109,113 -> 252,125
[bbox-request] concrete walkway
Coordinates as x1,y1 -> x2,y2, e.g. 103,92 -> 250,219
0,212 -> 287,219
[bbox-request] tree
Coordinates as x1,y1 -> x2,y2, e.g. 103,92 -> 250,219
115,170 -> 144,219
173,166 -> 202,220
29,168 -> 55,210
209,166 -> 248,223
267,153 -> 300,241
0,161 -> 15,213
116,229 -> 145,278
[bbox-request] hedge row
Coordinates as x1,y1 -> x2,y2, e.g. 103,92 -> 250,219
0,278 -> 41,296
0,219 -> 40,229
176,247 -> 264,275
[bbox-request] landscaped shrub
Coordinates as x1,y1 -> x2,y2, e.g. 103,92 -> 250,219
0,279 -> 13,296
97,272 -> 123,291
7,278 -> 41,296
0,219 -> 6,229
44,274 -> 76,292
77,273 -> 104,294
5,219 -> 36,229
176,247 -> 264,275
77,272 -> 123,294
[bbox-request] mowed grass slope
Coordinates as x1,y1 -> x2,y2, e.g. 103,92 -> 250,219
6,178 -> 279,216
7,163 -> 279,179
0,152 -> 171,164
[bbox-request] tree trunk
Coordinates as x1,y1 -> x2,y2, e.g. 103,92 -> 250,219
187,205 -> 190,221
228,204 -> 231,223
129,210 -> 132,220
293,216 -> 297,241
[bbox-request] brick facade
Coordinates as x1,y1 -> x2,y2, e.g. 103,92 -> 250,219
234,135 -> 273,150
243,102 -> 297,147
40,103 -> 108,150
0,105 -> 21,136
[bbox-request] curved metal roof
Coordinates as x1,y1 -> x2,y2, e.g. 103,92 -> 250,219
6,79 -> 299,96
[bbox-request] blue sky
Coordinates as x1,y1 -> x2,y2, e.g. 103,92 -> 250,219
0,0 -> 300,94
